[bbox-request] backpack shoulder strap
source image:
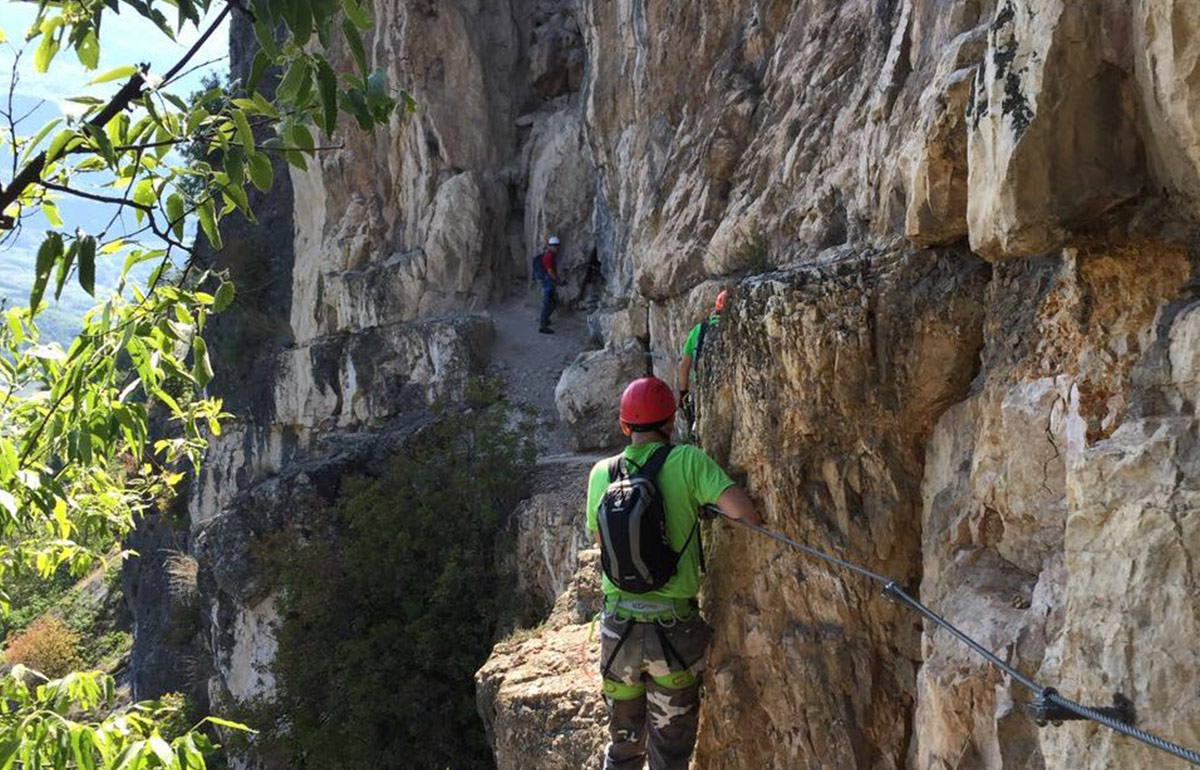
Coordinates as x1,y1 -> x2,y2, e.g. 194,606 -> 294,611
635,444 -> 673,480
606,455 -> 624,483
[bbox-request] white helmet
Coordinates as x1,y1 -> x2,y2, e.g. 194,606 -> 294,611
548,236 -> 560,245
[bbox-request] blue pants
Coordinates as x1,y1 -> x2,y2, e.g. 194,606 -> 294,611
540,282 -> 558,326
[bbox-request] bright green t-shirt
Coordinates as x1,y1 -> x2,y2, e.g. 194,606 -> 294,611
681,316 -> 719,360
586,442 -> 735,603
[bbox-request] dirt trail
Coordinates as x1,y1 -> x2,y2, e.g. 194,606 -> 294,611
487,281 -> 592,456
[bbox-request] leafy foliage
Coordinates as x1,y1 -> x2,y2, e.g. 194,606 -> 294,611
3,558 -> 133,674
3,615 -> 83,678
0,668 -> 244,770
0,0 -> 403,767
260,394 -> 535,770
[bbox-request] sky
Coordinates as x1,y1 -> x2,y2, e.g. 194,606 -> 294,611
0,1 -> 230,343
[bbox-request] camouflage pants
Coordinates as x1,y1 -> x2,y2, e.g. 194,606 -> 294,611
598,612 -> 712,770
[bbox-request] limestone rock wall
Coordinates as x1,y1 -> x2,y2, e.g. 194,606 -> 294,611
126,1 -> 1200,768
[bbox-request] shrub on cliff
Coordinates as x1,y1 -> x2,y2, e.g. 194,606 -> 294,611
262,391 -> 535,770
4,615 -> 84,678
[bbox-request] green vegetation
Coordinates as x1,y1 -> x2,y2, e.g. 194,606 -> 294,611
0,0 -> 402,767
3,559 -> 131,679
258,389 -> 535,770
4,615 -> 83,678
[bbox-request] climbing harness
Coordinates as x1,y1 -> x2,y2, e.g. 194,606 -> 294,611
718,511 -> 1200,767
599,599 -> 700,685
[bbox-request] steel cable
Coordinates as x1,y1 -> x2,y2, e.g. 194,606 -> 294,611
724,515 -> 1200,766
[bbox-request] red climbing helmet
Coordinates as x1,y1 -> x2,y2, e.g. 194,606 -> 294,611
715,289 -> 729,313
619,377 -> 677,427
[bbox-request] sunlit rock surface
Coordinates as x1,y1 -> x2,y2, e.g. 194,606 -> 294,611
123,2 -> 1200,769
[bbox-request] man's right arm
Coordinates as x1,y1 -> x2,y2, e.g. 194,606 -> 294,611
678,354 -> 692,398
687,447 -> 762,526
716,485 -> 761,526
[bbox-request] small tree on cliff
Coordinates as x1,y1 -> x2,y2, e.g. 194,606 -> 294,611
0,1 -> 406,767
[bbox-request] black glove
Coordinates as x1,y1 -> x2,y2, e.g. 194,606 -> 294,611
698,504 -> 723,521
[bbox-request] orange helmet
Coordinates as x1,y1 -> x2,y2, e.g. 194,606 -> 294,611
715,289 -> 729,313
619,377 -> 676,428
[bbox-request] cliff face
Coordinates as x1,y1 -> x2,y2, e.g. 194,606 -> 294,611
127,0 -> 1200,768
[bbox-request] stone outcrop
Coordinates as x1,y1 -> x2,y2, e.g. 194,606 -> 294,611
123,1 -> 1200,769
555,341 -> 646,451
476,548 -> 607,770
692,250 -> 991,769
505,454 -> 597,621
966,0 -> 1144,258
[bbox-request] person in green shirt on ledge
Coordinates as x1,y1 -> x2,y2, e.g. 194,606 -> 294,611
677,289 -> 727,441
587,376 -> 761,770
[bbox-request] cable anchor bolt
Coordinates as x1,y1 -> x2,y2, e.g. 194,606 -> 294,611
1032,688 -> 1136,728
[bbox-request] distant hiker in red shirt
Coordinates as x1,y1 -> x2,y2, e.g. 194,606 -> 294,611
532,235 -> 561,334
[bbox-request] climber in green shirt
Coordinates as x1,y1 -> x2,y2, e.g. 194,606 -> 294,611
677,289 -> 727,441
587,375 -> 760,770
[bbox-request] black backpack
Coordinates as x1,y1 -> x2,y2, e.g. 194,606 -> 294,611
596,445 -> 699,593
531,251 -> 547,280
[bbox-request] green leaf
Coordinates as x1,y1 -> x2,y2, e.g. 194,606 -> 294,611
246,49 -> 271,94
316,58 -> 338,134
214,281 -> 236,313
31,231 -> 64,312
192,337 -> 214,388
0,737 -> 20,770
46,128 -> 77,163
78,236 -> 96,296
343,0 -> 373,30
54,240 -> 79,300
288,122 -> 315,152
84,123 -> 118,167
224,148 -> 245,186
233,109 -> 255,154
178,0 -> 199,27
246,151 -> 274,192
88,65 -> 139,85
185,106 -> 210,137
223,184 -> 253,218
41,200 -> 63,228
133,179 -> 156,225
276,57 -> 310,103
343,87 -> 373,130
291,1 -> 313,45
342,17 -> 368,74
148,736 -> 174,769
252,91 -> 280,119
203,716 -> 256,733
399,89 -> 417,114
108,111 -> 130,147
253,15 -> 280,58
167,193 -> 186,239
34,31 -> 60,74
121,249 -> 165,281
76,28 -> 100,70
198,198 -> 222,250
20,117 -> 63,163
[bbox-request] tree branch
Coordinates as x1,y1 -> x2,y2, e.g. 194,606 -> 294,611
0,73 -> 147,218
0,1 -> 235,222
39,179 -> 153,213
